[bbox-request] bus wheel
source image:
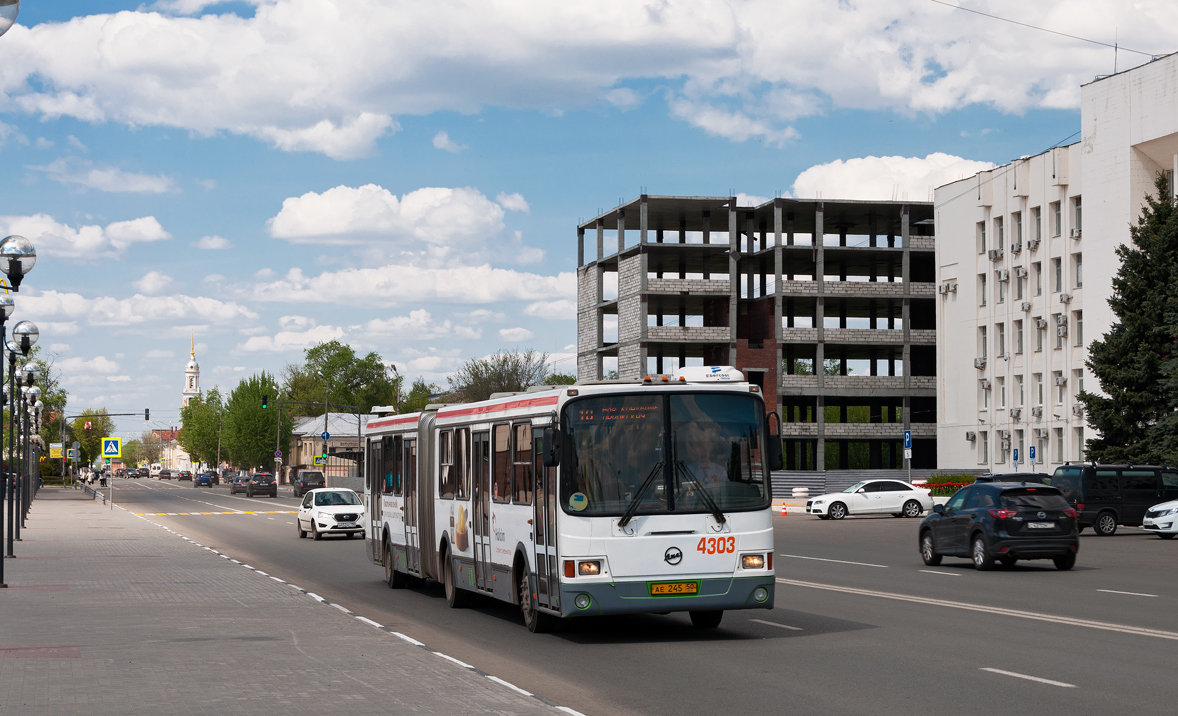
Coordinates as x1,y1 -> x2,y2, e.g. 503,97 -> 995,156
384,540 -> 407,589
520,568 -> 554,634
444,551 -> 470,609
689,610 -> 723,629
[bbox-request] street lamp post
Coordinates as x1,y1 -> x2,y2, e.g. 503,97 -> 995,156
20,363 -> 40,530
0,233 -> 36,586
27,388 -> 41,524
4,340 -> 16,558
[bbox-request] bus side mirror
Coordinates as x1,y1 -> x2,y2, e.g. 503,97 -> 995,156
766,411 -> 784,471
542,427 -> 562,467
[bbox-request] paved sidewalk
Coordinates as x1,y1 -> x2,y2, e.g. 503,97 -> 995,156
0,488 -> 556,715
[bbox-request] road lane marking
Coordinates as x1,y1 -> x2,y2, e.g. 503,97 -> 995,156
487,675 -> 532,696
779,554 -> 888,568
980,668 -> 1076,688
777,578 -> 1178,641
749,618 -> 803,631
1097,589 -> 1158,598
435,652 -> 475,669
920,570 -> 961,577
133,511 -> 297,516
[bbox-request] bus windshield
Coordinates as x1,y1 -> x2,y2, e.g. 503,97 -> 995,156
561,392 -> 770,517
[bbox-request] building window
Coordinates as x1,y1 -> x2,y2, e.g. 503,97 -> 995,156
1014,211 -> 1023,246
1036,321 -> 1044,352
1016,274 -> 1024,300
1073,196 -> 1082,233
996,323 -> 1005,357
977,221 -> 987,254
995,216 -> 1004,247
1055,314 -> 1063,349
1051,201 -> 1062,237
983,382 -> 990,409
980,431 -> 988,464
1034,262 -> 1042,296
1075,310 -> 1083,346
1055,372 -> 1065,404
998,274 -> 1006,303
980,325 -> 988,358
1035,373 -> 1044,405
1077,427 -> 1085,461
1053,258 -> 1062,293
1074,253 -> 1083,287
1017,430 -> 1025,462
1032,206 -> 1042,241
1017,375 -> 1025,406
998,376 -> 1006,408
1037,435 -> 1046,465
1054,428 -> 1064,462
1076,370 -> 1084,395
979,273 -> 987,306
1015,320 -> 1024,354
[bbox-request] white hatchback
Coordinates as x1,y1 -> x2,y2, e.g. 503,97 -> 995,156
806,479 -> 933,520
297,488 -> 365,541
1142,500 -> 1178,539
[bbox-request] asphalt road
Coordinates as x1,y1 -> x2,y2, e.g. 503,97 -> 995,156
106,478 -> 1178,715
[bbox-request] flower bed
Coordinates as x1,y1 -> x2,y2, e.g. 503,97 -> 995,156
923,473 -> 977,497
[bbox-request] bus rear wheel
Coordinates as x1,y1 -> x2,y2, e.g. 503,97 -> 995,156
689,610 -> 724,629
384,540 -> 407,589
520,568 -> 554,634
444,551 -> 471,608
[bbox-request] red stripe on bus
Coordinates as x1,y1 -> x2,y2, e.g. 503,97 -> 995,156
367,415 -> 420,429
438,395 -> 558,419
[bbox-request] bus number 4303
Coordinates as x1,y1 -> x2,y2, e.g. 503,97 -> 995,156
697,537 -> 736,554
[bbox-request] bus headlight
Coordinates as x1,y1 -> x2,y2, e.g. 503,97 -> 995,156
741,554 -> 765,570
753,586 -> 769,603
578,561 -> 600,576
574,593 -> 592,609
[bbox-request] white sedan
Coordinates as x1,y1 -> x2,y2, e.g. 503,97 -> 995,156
297,488 -> 365,541
806,479 -> 933,520
1143,500 -> 1178,539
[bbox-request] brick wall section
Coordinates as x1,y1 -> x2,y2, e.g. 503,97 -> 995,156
779,375 -> 936,390
618,296 -> 642,342
647,278 -> 731,293
779,280 -> 818,295
819,328 -> 936,344
736,339 -> 779,407
780,423 -> 935,438
782,328 -> 819,342
618,343 -> 642,378
910,236 -> 935,250
576,265 -> 599,379
648,326 -> 731,342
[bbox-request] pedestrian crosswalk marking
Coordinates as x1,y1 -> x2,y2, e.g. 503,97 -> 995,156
133,510 -> 298,516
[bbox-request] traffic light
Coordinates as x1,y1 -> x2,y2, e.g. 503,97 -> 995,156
144,408 -> 150,421
262,394 -> 268,409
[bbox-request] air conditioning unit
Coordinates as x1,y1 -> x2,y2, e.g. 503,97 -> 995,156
974,357 -> 987,369
1036,318 -> 1048,329
1055,376 -> 1067,386
1057,326 -> 1068,337
938,284 -> 949,294
1055,315 -> 1068,326
1031,406 -> 1043,417
1009,408 -> 1022,419
1070,228 -> 1082,239
1015,267 -> 1028,278
1072,404 -> 1085,417
965,431 -> 977,441
997,269 -> 1010,282
949,281 -> 958,292
1010,243 -> 1022,254
1021,301 -> 1032,311
1035,428 -> 1049,437
1027,238 -> 1041,250
981,379 -> 992,390
1060,293 -> 1072,303
988,248 -> 1004,261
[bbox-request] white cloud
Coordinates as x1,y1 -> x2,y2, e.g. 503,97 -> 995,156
254,113 -> 398,160
49,343 -> 71,352
145,349 -> 175,359
735,192 -> 769,207
249,263 -> 575,306
433,131 -> 467,153
193,235 -> 232,250
58,355 -> 120,374
203,273 -> 226,283
523,300 -> 575,320
238,323 -> 346,353
516,246 -> 545,264
267,184 -> 506,247
350,309 -> 480,341
499,327 -> 534,342
22,289 -> 258,327
496,192 -> 529,213
132,271 -> 173,294
35,137 -> 53,149
67,135 -> 88,152
669,97 -> 799,146
30,158 -> 173,193
791,153 -> 998,202
0,214 -> 171,260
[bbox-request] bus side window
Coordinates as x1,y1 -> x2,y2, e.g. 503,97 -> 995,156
393,435 -> 404,496
455,427 -> 469,500
493,424 -> 511,503
381,436 -> 395,494
513,423 -> 533,505
439,430 -> 455,499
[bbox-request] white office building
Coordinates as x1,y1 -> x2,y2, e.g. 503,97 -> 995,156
935,51 -> 1178,473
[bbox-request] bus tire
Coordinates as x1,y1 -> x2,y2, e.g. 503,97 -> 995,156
520,567 -> 554,633
444,550 -> 470,609
384,540 -> 407,589
689,610 -> 723,629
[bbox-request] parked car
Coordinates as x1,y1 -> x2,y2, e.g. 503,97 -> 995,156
296,488 -> 364,540
229,474 -> 251,495
246,473 -> 278,498
919,482 -> 1079,570
1050,464 -> 1178,536
806,479 -> 933,520
193,473 -> 214,488
292,469 -> 326,498
975,472 -> 1051,484
1143,499 -> 1178,539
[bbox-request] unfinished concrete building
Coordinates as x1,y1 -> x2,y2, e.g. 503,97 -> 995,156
576,195 -> 938,474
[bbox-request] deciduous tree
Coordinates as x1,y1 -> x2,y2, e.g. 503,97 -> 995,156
224,372 -> 293,470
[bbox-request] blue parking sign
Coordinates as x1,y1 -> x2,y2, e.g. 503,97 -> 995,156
903,430 -> 912,450
1013,448 -> 1019,464
1029,445 -> 1036,462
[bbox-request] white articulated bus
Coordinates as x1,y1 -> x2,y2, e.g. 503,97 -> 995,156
363,366 -> 781,632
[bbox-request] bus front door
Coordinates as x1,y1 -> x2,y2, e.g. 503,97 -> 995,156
472,431 -> 493,591
368,439 -> 383,564
532,434 -> 559,610
404,439 -> 420,575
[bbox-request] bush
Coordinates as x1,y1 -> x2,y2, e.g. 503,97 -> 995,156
922,472 -> 976,497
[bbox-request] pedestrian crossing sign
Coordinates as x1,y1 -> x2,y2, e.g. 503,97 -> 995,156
102,438 -> 121,458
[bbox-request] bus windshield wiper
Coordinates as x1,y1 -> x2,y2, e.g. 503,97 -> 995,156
617,460 -> 665,529
674,461 -> 727,525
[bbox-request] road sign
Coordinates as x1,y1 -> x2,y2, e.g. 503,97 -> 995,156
313,456 -> 326,466
102,437 -> 122,458
274,457 -> 283,464
321,431 -> 330,441
903,448 -> 912,459
72,440 -> 80,450
50,442 -> 63,459
67,449 -> 79,459
903,430 -> 912,450
1013,447 -> 1020,464
274,450 -> 282,458
1029,445 -> 1036,461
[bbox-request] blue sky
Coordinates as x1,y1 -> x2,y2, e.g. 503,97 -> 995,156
0,0 -> 1171,438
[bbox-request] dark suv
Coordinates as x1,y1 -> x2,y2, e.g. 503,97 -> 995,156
292,469 -> 326,498
246,473 -> 278,498
975,472 -> 1051,484
1050,464 -> 1178,536
919,483 -> 1079,570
